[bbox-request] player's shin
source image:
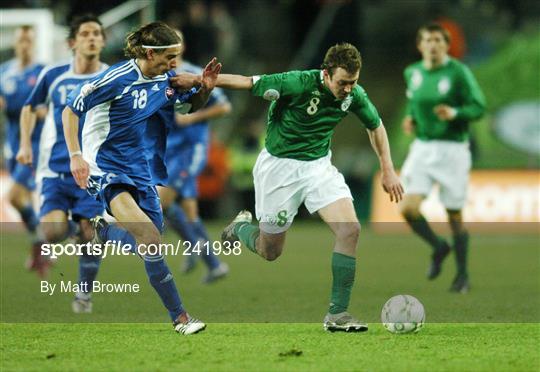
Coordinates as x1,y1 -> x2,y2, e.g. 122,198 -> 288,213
404,215 -> 444,251
19,204 -> 38,233
191,219 -> 220,270
329,252 -> 356,314
453,231 -> 469,276
77,252 -> 101,295
234,222 -> 259,254
165,204 -> 198,250
100,223 -> 137,254
144,257 -> 185,320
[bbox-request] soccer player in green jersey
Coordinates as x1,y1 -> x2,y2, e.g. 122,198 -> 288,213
399,24 -> 486,293
207,43 -> 402,332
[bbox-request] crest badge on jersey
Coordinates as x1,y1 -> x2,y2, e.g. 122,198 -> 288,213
341,96 -> 352,111
2,79 -> 16,94
27,76 -> 37,86
165,87 -> 175,99
411,69 -> 423,89
438,77 -> 451,95
263,89 -> 280,101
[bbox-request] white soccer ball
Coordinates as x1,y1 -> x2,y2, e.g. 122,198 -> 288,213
381,295 -> 425,334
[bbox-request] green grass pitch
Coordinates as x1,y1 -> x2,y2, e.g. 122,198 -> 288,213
1,221 -> 539,371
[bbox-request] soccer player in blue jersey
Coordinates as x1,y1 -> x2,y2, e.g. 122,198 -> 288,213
0,25 -> 46,274
148,33 -> 232,283
17,15 -> 107,309
62,22 -> 221,335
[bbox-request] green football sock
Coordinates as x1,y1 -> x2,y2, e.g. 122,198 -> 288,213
405,215 -> 443,251
454,231 -> 469,276
233,222 -> 259,254
329,252 -> 356,314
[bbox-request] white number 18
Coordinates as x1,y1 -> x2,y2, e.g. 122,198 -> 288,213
131,89 -> 147,109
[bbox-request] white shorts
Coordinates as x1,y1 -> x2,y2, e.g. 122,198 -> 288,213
401,139 -> 471,210
253,148 -> 352,233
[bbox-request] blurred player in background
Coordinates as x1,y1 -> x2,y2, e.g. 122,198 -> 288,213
400,23 -> 486,293
63,22 -> 221,335
151,30 -> 232,283
17,14 -> 107,306
0,25 -> 45,274
190,43 -> 403,332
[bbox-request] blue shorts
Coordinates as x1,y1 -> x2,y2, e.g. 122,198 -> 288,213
6,157 -> 36,190
166,142 -> 207,198
89,173 -> 164,232
39,174 -> 104,221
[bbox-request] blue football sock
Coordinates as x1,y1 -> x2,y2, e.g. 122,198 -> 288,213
67,220 -> 79,239
103,222 -> 185,320
192,219 -> 210,241
19,205 -> 38,233
144,257 -> 185,321
165,204 -> 199,250
191,219 -> 220,270
77,252 -> 101,294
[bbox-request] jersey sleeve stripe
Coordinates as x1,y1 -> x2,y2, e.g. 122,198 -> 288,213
92,62 -> 133,89
72,64 -> 135,111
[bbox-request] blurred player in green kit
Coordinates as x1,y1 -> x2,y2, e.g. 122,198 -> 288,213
185,43 -> 404,332
400,23 -> 486,293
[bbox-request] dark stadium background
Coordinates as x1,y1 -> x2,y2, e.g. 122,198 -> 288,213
1,0 -> 538,220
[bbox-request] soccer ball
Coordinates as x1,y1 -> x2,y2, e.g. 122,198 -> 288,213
381,295 -> 425,334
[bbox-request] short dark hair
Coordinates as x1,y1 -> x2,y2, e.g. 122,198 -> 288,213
68,14 -> 105,41
321,43 -> 362,76
416,23 -> 451,45
124,22 -> 182,59
17,25 -> 34,33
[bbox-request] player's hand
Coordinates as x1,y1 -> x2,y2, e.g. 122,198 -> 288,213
402,116 -> 415,135
70,155 -> 89,189
175,112 -> 196,127
170,73 -> 201,90
434,104 -> 457,121
381,169 -> 404,203
16,145 -> 33,165
201,57 -> 222,91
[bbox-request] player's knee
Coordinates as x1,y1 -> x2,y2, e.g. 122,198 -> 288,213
262,248 -> 281,261
78,223 -> 94,243
447,212 -> 466,235
135,227 -> 161,248
7,189 -> 23,210
400,203 -> 421,220
338,222 -> 360,243
42,223 -> 68,243
260,241 -> 283,262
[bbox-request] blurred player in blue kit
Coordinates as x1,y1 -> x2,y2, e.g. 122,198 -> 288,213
0,25 -> 45,274
146,30 -> 232,284
17,15 -> 107,292
63,22 -> 221,335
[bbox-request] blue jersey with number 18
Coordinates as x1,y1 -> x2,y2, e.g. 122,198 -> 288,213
67,59 -> 195,188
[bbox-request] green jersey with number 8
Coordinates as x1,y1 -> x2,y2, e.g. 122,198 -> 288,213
251,69 -> 381,161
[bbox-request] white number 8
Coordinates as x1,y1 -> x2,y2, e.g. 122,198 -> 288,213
307,97 -> 320,115
132,89 -> 147,109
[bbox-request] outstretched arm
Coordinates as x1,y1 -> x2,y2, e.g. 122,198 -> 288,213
216,74 -> 254,90
367,123 -> 404,203
62,106 -> 89,189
